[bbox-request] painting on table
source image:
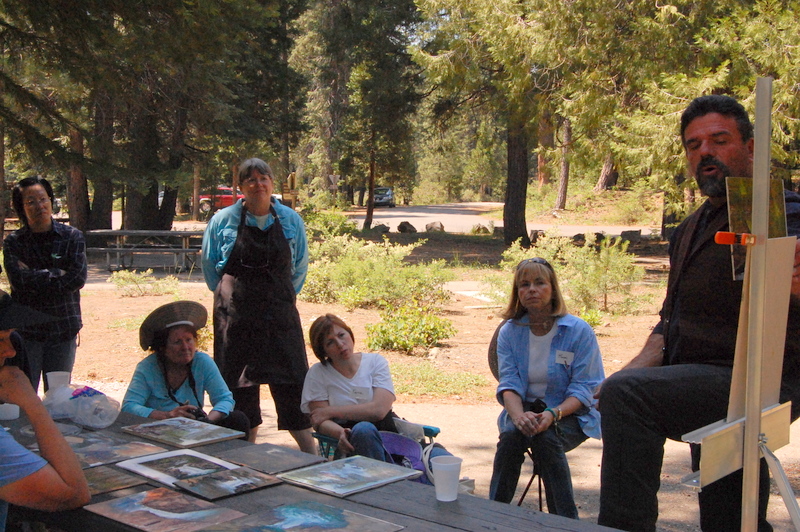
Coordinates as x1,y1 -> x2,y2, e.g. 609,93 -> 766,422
174,466 -> 281,500
277,456 -> 420,497
84,465 -> 148,496
122,417 -> 244,448
197,500 -> 403,531
216,442 -> 325,474
85,487 -> 245,532
62,431 -> 166,468
117,449 -> 240,487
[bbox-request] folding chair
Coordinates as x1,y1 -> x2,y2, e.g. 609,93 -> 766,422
489,320 -> 544,509
313,421 -> 440,461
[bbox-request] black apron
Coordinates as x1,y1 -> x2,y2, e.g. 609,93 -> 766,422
213,203 -> 308,388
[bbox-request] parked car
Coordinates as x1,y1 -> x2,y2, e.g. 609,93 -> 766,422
196,186 -> 244,217
195,186 -> 286,219
374,186 -> 396,207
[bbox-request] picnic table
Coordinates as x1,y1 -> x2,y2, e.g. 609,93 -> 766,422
86,229 -> 204,272
4,411 -> 613,532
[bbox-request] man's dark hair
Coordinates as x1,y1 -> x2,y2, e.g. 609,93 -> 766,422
12,176 -> 55,226
680,95 -> 753,144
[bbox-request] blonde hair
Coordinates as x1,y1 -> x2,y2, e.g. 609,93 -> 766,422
500,259 -> 567,320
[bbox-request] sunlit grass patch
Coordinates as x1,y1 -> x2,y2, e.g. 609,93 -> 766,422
390,360 -> 490,397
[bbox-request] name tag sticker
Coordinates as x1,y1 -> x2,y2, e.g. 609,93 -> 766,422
351,386 -> 370,400
556,350 -> 575,366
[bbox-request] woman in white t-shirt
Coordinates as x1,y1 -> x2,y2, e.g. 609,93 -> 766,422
300,314 -> 398,461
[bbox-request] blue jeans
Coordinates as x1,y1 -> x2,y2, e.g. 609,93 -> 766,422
489,415 -> 587,518
349,422 -> 393,462
597,364 -> 775,532
23,336 -> 77,393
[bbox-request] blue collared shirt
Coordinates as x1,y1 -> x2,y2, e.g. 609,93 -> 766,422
495,314 -> 604,439
201,199 -> 308,293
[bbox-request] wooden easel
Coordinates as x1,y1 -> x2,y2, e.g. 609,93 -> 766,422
680,78 -> 800,531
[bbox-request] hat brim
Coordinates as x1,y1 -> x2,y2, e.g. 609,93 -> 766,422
0,293 -> 55,330
139,301 -> 208,351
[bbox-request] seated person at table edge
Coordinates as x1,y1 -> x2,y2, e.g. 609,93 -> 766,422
122,301 -> 249,437
301,313 -> 453,474
0,291 -> 90,531
597,95 -> 800,531
301,314 -> 399,461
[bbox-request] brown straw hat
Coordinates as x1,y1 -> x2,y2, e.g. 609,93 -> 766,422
0,291 -> 54,330
139,301 -> 208,351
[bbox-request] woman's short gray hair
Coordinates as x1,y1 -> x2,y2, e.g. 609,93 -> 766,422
238,158 -> 273,181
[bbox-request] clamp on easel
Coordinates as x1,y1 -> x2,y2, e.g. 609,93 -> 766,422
716,232 -> 757,247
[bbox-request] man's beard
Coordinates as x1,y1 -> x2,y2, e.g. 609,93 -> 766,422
695,156 -> 730,198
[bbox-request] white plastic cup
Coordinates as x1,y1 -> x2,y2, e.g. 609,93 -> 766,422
431,456 -> 463,502
0,403 -> 20,420
46,371 -> 71,389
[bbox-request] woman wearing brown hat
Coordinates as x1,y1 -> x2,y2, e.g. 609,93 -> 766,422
0,291 -> 90,530
121,301 -> 249,436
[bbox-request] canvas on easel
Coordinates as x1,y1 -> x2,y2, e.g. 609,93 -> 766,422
725,177 -> 787,280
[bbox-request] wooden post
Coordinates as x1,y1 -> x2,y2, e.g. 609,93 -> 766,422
740,76 -> 773,532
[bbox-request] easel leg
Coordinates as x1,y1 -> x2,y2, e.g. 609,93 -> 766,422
760,442 -> 800,530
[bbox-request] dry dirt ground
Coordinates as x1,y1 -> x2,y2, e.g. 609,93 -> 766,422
70,234 -> 800,531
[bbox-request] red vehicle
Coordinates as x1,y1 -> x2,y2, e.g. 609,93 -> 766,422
197,186 -> 244,217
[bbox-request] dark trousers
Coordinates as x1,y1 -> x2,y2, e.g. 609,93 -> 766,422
489,416 -> 587,518
597,364 -> 773,531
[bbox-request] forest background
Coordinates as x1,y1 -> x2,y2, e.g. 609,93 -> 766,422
2,0 -> 800,244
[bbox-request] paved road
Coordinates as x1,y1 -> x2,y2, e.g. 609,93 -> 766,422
345,202 -> 659,237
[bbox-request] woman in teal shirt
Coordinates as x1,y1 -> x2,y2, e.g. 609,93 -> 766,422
122,301 -> 248,437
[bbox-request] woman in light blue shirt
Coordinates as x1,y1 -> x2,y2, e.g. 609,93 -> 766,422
489,258 -> 604,519
122,301 -> 248,437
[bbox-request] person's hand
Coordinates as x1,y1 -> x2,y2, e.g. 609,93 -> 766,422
792,238 -> 800,299
0,366 -> 38,408
512,411 -> 540,437
531,411 -> 555,434
152,405 -> 200,420
171,404 -> 202,419
310,407 -> 334,428
337,428 -> 354,454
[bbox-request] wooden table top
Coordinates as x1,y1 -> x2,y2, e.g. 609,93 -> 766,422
4,412 -> 613,531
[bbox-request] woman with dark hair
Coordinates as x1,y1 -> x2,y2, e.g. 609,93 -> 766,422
301,314 -> 398,461
121,301 -> 249,436
3,176 -> 87,393
489,258 -> 604,519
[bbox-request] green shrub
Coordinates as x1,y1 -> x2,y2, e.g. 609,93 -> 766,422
106,269 -> 181,297
303,210 -> 358,238
499,232 -> 644,313
301,235 -> 453,310
366,305 -> 456,354
578,307 -> 604,329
